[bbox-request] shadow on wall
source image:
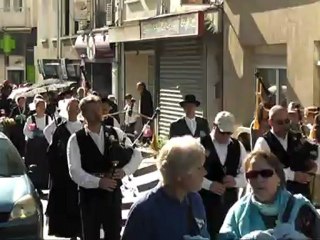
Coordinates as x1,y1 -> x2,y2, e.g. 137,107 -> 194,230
226,0 -> 319,46
227,0 -> 319,14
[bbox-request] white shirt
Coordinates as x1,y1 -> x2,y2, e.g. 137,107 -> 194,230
124,104 -> 139,125
23,115 -> 52,140
67,126 -> 143,189
202,131 -> 247,190
254,130 -> 320,180
185,117 -> 197,135
44,117 -> 67,144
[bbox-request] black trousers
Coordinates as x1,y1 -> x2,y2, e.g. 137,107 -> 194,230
79,188 -> 122,240
201,189 -> 238,240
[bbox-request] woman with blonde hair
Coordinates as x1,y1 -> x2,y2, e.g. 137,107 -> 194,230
123,136 -> 210,240
219,151 -> 320,240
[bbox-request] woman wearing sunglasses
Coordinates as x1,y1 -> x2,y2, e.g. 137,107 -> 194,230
219,151 -> 320,240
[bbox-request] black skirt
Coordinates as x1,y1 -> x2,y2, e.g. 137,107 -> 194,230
25,136 -> 49,189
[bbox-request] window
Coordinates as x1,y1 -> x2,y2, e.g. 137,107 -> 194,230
4,0 -> 11,12
13,0 -> 22,12
255,67 -> 287,106
181,0 -> 210,3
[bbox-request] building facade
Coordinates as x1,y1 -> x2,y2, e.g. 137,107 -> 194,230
36,0 -> 114,95
109,0 -> 223,137
224,0 -> 320,127
0,0 -> 38,84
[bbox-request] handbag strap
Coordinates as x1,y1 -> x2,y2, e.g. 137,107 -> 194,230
282,194 -> 295,223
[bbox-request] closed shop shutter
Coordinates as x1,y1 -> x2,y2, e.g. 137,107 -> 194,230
159,38 -> 205,137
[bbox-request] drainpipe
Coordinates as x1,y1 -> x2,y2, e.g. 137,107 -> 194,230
57,0 -> 62,80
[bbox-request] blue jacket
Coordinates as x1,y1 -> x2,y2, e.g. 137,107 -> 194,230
219,189 -> 318,239
122,186 -> 210,240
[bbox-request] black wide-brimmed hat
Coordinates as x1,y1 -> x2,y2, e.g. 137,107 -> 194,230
179,94 -> 200,107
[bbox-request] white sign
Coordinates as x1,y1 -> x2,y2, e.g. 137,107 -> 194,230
86,35 -> 96,61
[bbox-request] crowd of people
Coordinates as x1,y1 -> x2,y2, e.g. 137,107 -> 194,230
121,95 -> 320,240
0,80 -> 154,240
2,76 -> 320,240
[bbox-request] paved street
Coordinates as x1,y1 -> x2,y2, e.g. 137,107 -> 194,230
43,156 -> 159,240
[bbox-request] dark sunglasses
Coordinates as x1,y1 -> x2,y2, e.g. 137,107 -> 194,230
245,169 -> 274,179
274,118 -> 290,125
217,128 -> 232,135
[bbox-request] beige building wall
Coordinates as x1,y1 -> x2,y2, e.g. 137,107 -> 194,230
224,0 -> 320,126
35,0 -> 79,81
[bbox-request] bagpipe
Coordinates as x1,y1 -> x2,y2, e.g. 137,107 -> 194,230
105,107 -> 161,175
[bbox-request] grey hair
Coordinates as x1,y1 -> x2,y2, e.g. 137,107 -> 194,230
268,105 -> 286,120
157,136 -> 205,185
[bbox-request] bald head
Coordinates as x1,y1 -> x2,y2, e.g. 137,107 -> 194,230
268,105 -> 290,138
269,105 -> 286,120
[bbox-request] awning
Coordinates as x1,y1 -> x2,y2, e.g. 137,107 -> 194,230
74,33 -> 114,60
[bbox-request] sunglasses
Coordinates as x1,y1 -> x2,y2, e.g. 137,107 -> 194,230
217,128 -> 232,135
245,169 -> 274,179
274,118 -> 290,125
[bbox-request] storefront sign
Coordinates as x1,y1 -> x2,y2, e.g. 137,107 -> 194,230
140,12 -> 204,40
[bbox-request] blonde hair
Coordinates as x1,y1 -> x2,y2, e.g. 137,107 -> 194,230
157,136 -> 205,185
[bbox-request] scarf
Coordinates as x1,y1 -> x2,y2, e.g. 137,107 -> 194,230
251,191 -> 281,216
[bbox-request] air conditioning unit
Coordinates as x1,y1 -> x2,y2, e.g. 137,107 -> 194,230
105,0 -> 114,26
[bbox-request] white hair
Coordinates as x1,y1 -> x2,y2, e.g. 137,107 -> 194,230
157,136 -> 205,185
268,105 -> 286,120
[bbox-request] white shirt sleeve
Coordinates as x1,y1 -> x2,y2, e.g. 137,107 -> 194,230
113,127 -> 143,175
23,116 -> 34,139
254,137 -> 295,181
202,178 -> 212,191
253,137 -> 271,152
43,120 -> 57,144
67,133 -> 101,189
113,118 -> 120,129
234,142 -> 247,188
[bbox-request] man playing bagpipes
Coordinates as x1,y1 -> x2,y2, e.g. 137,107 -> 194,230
67,95 -> 142,240
254,105 -> 320,200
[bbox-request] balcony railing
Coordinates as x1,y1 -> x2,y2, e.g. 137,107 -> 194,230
0,7 -> 31,28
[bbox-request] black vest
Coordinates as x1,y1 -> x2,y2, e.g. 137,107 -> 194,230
103,117 -> 114,127
263,131 -> 299,169
201,135 -> 241,183
76,128 -> 112,175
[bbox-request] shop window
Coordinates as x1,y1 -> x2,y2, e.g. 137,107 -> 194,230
255,67 -> 287,106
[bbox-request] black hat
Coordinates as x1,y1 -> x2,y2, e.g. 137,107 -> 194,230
101,97 -> 113,106
179,94 -> 200,107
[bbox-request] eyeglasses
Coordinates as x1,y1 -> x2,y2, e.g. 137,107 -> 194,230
274,118 -> 290,125
245,169 -> 274,179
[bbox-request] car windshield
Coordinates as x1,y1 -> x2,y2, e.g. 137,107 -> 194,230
0,134 -> 25,176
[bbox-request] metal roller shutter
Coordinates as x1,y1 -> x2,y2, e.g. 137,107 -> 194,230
159,39 -> 205,137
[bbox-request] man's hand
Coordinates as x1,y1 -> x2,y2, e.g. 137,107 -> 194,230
223,175 -> 236,188
113,169 -> 126,179
210,181 -> 226,196
99,177 -> 117,191
294,171 -> 312,184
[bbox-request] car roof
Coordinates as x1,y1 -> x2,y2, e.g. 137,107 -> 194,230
0,133 -> 15,149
